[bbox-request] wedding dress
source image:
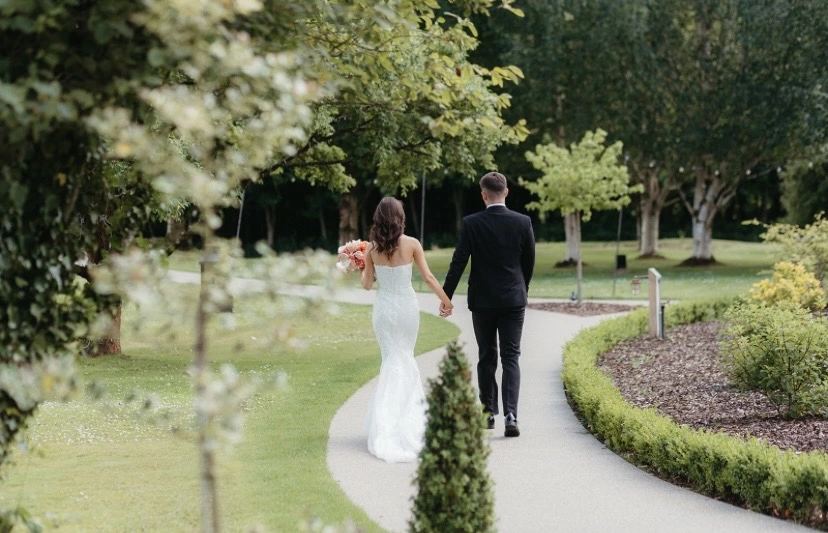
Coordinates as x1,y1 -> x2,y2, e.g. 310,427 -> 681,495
366,262 -> 427,463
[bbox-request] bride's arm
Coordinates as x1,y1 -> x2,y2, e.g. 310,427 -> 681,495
412,240 -> 453,312
361,243 -> 375,290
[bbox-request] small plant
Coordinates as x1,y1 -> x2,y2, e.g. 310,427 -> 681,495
761,213 -> 828,288
720,302 -> 828,418
410,341 -> 495,533
749,261 -> 826,311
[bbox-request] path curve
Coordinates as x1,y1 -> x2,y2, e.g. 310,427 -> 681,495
326,290 -> 808,533
166,271 -> 806,532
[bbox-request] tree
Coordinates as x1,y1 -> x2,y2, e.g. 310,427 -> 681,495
782,153 -> 828,226
666,0 -> 828,264
473,0 -> 828,261
261,1 -> 529,244
0,1 -> 168,513
522,129 -> 640,301
85,0 -> 330,528
599,0 -> 685,258
410,341 -> 495,533
475,0 -> 677,257
3,0 -> 525,529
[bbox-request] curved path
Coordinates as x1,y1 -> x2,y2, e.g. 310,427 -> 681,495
167,271 -> 806,532
326,290 -> 808,533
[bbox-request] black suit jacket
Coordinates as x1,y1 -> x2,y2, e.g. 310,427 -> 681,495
443,205 -> 535,310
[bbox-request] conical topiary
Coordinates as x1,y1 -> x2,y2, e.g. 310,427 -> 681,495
409,341 -> 495,533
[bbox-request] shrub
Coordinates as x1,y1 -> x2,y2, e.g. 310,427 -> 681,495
761,213 -> 828,288
720,302 -> 828,418
749,261 -> 826,310
410,341 -> 495,533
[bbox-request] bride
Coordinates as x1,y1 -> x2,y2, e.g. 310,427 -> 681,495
360,197 -> 454,463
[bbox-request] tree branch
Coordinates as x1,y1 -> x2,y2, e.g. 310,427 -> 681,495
676,185 -> 694,215
262,118 -> 376,176
286,159 -> 350,168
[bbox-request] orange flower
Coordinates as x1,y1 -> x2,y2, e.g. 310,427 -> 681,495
336,240 -> 369,272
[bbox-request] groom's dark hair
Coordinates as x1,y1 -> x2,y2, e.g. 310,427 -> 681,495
480,172 -> 507,194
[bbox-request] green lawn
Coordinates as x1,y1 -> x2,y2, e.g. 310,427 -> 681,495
0,284 -> 458,532
170,238 -> 779,302
414,238 -> 779,301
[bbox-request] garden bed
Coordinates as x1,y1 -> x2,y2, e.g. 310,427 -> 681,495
527,301 -> 636,316
598,320 -> 828,453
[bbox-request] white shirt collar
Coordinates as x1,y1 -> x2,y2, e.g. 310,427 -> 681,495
486,203 -> 506,209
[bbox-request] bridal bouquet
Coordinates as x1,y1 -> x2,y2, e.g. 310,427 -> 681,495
336,240 -> 368,272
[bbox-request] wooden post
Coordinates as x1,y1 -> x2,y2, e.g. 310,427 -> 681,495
648,268 -> 663,338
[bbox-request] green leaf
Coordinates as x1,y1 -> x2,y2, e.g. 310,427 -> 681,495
147,47 -> 165,68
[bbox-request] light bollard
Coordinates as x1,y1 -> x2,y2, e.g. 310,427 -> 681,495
648,268 -> 663,339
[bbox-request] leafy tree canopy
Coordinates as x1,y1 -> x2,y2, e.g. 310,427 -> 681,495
521,129 -> 640,221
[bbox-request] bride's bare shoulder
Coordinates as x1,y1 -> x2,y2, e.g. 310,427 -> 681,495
400,235 -> 421,249
399,235 -> 421,261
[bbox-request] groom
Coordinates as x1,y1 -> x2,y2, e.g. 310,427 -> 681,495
441,172 -> 535,437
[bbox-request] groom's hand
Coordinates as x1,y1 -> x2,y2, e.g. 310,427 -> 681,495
439,301 -> 453,317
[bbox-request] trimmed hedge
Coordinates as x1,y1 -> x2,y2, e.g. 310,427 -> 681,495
562,297 -> 828,528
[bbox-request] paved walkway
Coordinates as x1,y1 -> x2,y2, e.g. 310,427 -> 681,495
168,271 -> 806,532
325,291 -> 809,533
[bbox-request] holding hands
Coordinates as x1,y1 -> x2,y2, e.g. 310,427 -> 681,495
439,300 -> 453,318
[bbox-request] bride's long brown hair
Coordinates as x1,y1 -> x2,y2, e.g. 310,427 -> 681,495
369,197 -> 405,259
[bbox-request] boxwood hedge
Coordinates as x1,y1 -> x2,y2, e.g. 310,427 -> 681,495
562,298 -> 828,528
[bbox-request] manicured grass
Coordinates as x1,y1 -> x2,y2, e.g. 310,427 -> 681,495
413,238 -> 779,301
169,238 -> 779,302
0,284 -> 458,531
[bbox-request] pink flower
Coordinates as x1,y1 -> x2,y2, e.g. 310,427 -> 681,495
336,240 -> 369,272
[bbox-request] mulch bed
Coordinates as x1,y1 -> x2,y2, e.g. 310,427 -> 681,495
527,302 -> 637,317
597,320 -> 828,453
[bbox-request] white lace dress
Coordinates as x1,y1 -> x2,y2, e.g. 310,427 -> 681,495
366,262 -> 426,463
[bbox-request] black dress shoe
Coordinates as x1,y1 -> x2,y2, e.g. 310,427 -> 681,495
504,413 -> 520,437
486,414 -> 495,430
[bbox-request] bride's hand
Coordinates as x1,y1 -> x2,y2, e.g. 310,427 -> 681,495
439,301 -> 453,317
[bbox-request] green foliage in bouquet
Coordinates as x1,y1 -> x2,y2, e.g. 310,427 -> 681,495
720,302 -> 828,418
410,341 -> 494,533
750,261 -> 826,311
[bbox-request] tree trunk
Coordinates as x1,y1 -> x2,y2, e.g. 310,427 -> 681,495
560,211 -> 581,266
639,208 -> 660,257
452,187 -> 465,233
691,171 -> 718,261
94,302 -> 122,356
691,217 -> 715,260
360,200 -> 369,239
633,200 -> 642,250
91,209 -> 122,356
338,192 -> 359,245
408,193 -> 420,238
194,259 -> 220,533
634,166 -> 676,258
167,216 -> 185,243
318,208 -> 327,242
264,209 -> 276,249
167,216 -> 192,250
681,166 -> 729,264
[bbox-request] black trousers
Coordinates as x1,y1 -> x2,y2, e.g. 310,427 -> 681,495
471,306 -> 525,418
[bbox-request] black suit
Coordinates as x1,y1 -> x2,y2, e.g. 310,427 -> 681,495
443,204 -> 535,418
